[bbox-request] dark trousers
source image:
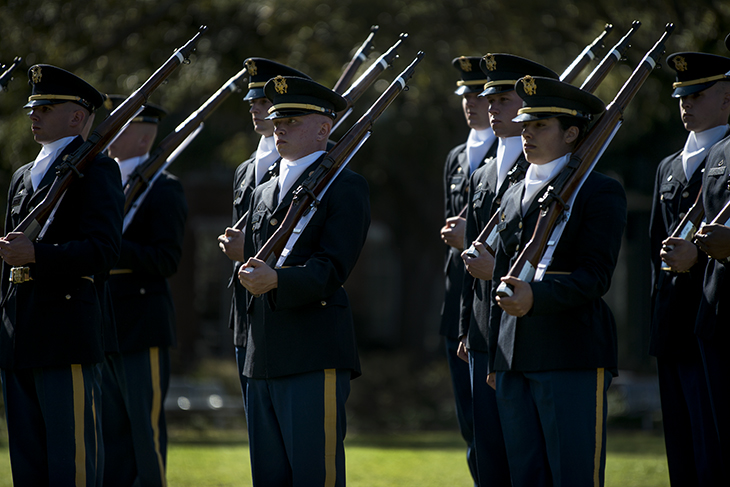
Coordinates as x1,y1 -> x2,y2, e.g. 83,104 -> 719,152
246,369 -> 350,487
657,353 -> 723,485
469,350 -> 511,487
101,347 -> 170,487
698,336 -> 730,460
2,364 -> 100,486
235,345 -> 248,414
496,369 -> 611,487
444,337 -> 478,485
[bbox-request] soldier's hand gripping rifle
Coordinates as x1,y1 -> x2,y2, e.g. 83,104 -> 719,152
660,188 -> 704,271
463,23 -> 640,260
560,23 -> 613,83
495,24 -> 675,298
692,195 -> 730,261
123,65 -> 247,231
332,25 -> 379,94
333,33 -> 409,131
0,57 -> 22,91
245,52 -> 425,267
9,26 -> 207,243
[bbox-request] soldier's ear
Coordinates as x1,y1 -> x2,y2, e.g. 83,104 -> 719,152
563,125 -> 580,145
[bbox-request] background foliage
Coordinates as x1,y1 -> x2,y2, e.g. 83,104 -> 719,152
1,0 -> 729,372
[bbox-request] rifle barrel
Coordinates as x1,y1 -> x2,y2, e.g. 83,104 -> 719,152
332,25 -> 379,94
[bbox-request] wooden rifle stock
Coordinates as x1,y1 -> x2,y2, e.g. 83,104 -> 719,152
0,57 -> 22,91
463,24 -> 635,260
252,52 -> 425,263
661,188 -> 704,271
332,25 -> 379,94
333,33 -> 408,129
496,24 -> 675,297
581,21 -> 640,92
560,23 -> 613,83
10,25 -> 207,241
124,65 -> 247,215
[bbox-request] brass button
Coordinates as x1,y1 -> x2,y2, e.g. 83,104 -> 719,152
660,194 -> 665,201
719,159 -> 725,167
495,198 -> 501,205
451,184 -> 456,190
679,212 -> 686,219
270,218 -> 278,226
518,221 -> 522,229
682,191 -> 690,198
65,295 -> 71,300
515,244 -> 520,251
140,288 -> 146,295
457,166 -> 462,172
320,301 -> 327,306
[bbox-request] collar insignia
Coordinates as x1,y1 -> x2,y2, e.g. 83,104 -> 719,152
31,66 -> 42,84
673,56 -> 688,72
522,75 -> 537,96
273,75 -> 288,94
245,59 -> 258,76
458,57 -> 472,72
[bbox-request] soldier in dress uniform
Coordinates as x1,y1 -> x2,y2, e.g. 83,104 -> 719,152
489,77 -> 626,486
0,64 -> 123,486
237,76 -> 370,486
458,54 -> 558,487
437,55 -> 495,485
102,95 -> 187,486
649,52 -> 729,485
692,40 -> 730,466
217,58 -> 310,406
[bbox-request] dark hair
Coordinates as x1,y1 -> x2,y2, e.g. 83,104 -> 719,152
556,115 -> 590,143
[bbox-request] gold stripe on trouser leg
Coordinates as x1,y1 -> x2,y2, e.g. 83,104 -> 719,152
324,369 -> 337,487
149,347 -> 167,487
593,368 -> 605,487
72,364 -> 86,487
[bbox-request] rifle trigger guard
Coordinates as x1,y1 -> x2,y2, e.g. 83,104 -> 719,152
56,159 -> 84,179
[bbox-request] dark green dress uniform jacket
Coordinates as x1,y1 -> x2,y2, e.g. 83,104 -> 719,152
242,157 -> 370,380
109,172 -> 187,352
649,150 -> 708,357
0,136 -> 124,370
229,154 -> 279,348
440,141 -> 497,340
459,152 -> 529,354
489,171 -> 626,373
697,136 -> 730,340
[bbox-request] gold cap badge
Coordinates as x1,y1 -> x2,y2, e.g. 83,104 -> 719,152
273,75 -> 288,95
245,59 -> 258,76
458,57 -> 472,72
522,75 -> 537,96
31,66 -> 42,84
673,56 -> 688,72
483,54 -> 497,71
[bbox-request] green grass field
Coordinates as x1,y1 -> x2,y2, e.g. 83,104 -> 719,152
0,429 -> 669,486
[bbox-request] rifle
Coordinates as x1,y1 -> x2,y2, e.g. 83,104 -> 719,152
247,52 -> 425,265
560,23 -> 613,83
124,66 -> 247,229
332,25 -> 379,94
333,33 -> 408,131
580,21 -> 640,92
661,188 -> 704,271
463,23 -> 638,259
495,24 -> 675,297
11,26 -> 206,242
0,57 -> 22,91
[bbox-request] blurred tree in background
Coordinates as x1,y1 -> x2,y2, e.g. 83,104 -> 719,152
1,0 -> 729,378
